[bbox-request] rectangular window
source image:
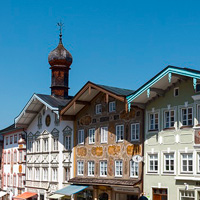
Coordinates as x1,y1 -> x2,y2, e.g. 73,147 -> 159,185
65,136 -> 71,150
100,161 -> 107,177
4,152 -> 6,164
14,135 -> 17,143
149,113 -> 159,130
7,175 -> 10,186
78,130 -> 84,144
131,123 -> 140,141
115,160 -> 123,177
43,139 -> 48,152
13,175 -> 16,187
19,151 -> 22,163
43,168 -> 48,181
8,152 -> 10,164
4,175 -> 6,186
101,127 -> 108,143
52,168 -> 57,181
109,101 -> 116,112
116,125 -> 124,142
77,161 -> 84,176
149,154 -> 158,172
6,137 -> 8,145
28,140 -> 33,152
174,87 -> 179,97
36,140 -> 40,152
164,110 -> 175,128
96,104 -> 102,114
164,153 -> 174,172
10,136 -> 13,144
14,151 -> 17,163
130,160 -> 139,177
88,161 -> 95,176
18,176 -> 22,187
196,83 -> 200,93
181,153 -> 193,173
180,190 -> 194,199
64,167 -> 70,182
35,168 -> 40,181
53,138 -> 58,151
89,128 -> 95,144
28,168 -> 32,180
181,108 -> 193,126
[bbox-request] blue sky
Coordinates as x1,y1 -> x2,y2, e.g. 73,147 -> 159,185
1,0 -> 200,128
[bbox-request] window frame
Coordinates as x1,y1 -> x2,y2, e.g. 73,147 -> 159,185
88,161 -> 95,176
181,107 -> 193,126
109,101 -> 116,112
100,161 -> 107,177
52,168 -> 58,182
77,161 -> 84,176
65,135 -> 71,150
35,168 -> 40,181
89,128 -> 95,144
115,160 -> 123,177
131,123 -> 140,141
164,110 -> 175,129
181,153 -> 193,173
100,127 -> 108,143
95,104 -> 102,114
148,153 -> 159,173
163,153 -> 175,173
130,160 -> 139,178
43,168 -> 48,181
53,137 -> 58,151
116,125 -> 124,142
14,134 -> 17,143
78,129 -> 84,145
43,138 -> 48,152
149,113 -> 159,131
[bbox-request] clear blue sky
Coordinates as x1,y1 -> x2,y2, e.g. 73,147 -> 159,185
1,0 -> 200,128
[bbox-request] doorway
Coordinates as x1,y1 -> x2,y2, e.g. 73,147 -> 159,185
153,188 -> 167,200
99,193 -> 108,200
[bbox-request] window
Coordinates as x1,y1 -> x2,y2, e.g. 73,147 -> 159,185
149,113 -> 159,130
35,140 -> 40,152
88,161 -> 95,176
19,151 -> 22,163
43,139 -> 48,152
14,151 -> 17,163
149,154 -> 158,172
35,168 -> 40,180
4,152 -> 6,164
174,87 -> 179,97
7,174 -> 10,186
77,161 -> 84,176
8,152 -> 10,164
100,161 -> 107,176
28,168 -> 32,180
130,160 -> 139,177
28,140 -> 33,152
6,137 -> 8,145
10,175 -> 13,186
4,174 -> 6,186
181,153 -> 193,173
131,123 -> 140,141
116,125 -> 124,142
181,108 -> 193,126
38,113 -> 42,128
52,168 -> 57,181
115,160 -> 123,177
43,168 -> 48,181
101,127 -> 108,143
65,135 -> 71,150
18,176 -> 22,187
78,130 -> 84,144
64,167 -> 70,182
180,191 -> 195,199
164,153 -> 174,172
14,135 -> 17,143
164,110 -> 175,129
96,104 -> 102,114
196,83 -> 200,93
89,128 -> 95,144
109,101 -> 116,112
10,136 -> 13,144
53,138 -> 58,151
13,174 -> 16,187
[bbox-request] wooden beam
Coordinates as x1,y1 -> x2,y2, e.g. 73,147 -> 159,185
25,110 -> 39,114
150,88 -> 165,96
61,115 -> 75,121
75,100 -> 90,105
106,94 -> 109,103
131,102 -> 146,109
172,73 -> 188,81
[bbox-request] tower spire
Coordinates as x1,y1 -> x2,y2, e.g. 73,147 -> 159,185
57,21 -> 64,44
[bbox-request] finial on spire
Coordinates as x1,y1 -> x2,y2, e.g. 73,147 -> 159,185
57,21 -> 64,44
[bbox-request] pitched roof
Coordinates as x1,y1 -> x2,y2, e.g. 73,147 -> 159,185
96,84 -> 134,96
0,124 -> 22,135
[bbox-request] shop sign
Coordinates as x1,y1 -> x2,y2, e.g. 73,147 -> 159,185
132,155 -> 143,163
112,186 -> 139,193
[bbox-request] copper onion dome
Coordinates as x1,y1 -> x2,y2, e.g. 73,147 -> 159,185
48,34 -> 73,67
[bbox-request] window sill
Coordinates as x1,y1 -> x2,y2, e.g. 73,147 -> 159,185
115,176 -> 123,178
116,140 -> 124,143
163,127 -> 175,131
148,129 -> 159,132
180,126 -> 193,129
89,143 -> 95,145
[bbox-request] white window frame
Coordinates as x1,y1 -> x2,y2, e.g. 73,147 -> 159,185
115,160 -> 123,177
13,175 -> 16,187
130,160 -> 139,177
89,128 -> 95,144
35,140 -> 40,152
35,168 -> 40,181
43,138 -> 48,152
131,123 -> 140,141
96,104 -> 102,114
52,168 -> 57,181
181,107 -> 193,126
43,168 -> 48,181
100,161 -> 107,177
163,153 -> 175,173
88,161 -> 95,176
53,137 -> 58,151
101,127 -> 108,143
116,125 -> 124,142
109,101 -> 116,112
198,153 -> 200,173
77,161 -> 84,176
78,130 -> 84,145
181,153 -> 193,173
149,113 -> 159,131
164,110 -> 175,129
148,153 -> 158,173
28,167 -> 32,180
28,140 -> 33,152
64,167 -> 70,182
65,135 -> 71,150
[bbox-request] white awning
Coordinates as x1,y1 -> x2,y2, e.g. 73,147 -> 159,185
0,191 -> 7,197
48,194 -> 65,199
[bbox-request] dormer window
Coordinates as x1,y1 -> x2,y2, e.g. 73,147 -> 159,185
38,113 -> 42,129
96,104 -> 102,114
109,101 -> 116,112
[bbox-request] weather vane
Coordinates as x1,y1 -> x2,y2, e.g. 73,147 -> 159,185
57,21 -> 64,43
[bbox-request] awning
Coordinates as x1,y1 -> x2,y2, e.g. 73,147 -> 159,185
48,194 -> 65,199
14,192 -> 37,199
0,191 -> 7,197
55,185 -> 88,196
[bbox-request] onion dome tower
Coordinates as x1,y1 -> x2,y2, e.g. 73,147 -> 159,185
48,22 -> 73,99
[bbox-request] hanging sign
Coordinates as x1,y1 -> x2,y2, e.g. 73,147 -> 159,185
132,155 -> 143,163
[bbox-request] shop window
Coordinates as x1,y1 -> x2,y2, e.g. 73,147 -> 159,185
77,190 -> 93,200
116,125 -> 124,142
89,128 -> 95,144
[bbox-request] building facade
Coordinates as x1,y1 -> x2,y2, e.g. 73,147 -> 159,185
61,82 -> 144,200
127,66 -> 200,200
0,125 -> 26,200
